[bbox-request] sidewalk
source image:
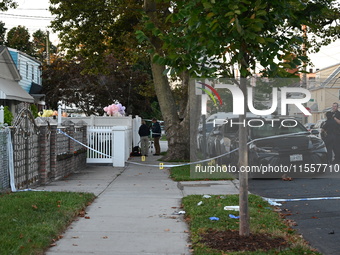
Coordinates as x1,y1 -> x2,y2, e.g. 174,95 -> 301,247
38,141 -> 239,255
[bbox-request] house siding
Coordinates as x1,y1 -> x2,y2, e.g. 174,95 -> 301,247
307,63 -> 340,123
8,48 -> 42,93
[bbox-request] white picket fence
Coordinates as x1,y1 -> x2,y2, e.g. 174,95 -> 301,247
0,105 -> 143,167
0,105 -> 4,124
86,125 -> 132,167
61,111 -> 141,167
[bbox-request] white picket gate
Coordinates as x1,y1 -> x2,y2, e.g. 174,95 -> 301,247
57,112 -> 141,167
87,127 -> 113,164
86,125 -> 132,167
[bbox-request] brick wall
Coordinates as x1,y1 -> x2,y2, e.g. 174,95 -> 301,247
38,118 -> 87,183
0,117 -> 88,192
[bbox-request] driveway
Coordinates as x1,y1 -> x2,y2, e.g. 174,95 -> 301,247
249,178 -> 340,255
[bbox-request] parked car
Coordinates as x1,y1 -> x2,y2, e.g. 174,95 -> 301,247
230,118 -> 328,178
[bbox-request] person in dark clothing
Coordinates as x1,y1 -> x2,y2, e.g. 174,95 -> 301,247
151,118 -> 161,156
331,103 -> 340,164
321,111 -> 338,164
138,120 -> 150,156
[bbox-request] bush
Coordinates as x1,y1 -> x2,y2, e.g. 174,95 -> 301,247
3,106 -> 13,125
30,104 -> 39,118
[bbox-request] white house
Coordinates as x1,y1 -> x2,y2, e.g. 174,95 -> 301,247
8,47 -> 44,106
0,46 -> 34,113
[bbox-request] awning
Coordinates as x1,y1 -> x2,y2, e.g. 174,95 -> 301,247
29,82 -> 43,94
0,78 -> 34,103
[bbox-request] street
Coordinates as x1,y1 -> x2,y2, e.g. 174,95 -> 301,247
249,177 -> 340,255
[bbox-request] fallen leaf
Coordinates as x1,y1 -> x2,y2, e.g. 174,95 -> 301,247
85,216 -> 90,219
164,229 -> 170,232
72,244 -> 78,246
102,236 -> 108,239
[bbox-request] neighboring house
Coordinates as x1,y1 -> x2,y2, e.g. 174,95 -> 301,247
8,47 -> 44,107
0,46 -> 34,114
307,63 -> 340,123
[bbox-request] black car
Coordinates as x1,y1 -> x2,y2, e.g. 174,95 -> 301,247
230,118 -> 328,178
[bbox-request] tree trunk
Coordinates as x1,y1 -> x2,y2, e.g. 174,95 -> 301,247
144,0 -> 199,161
239,78 -> 250,236
149,60 -> 191,160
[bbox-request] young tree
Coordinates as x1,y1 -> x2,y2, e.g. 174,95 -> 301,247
161,0 -> 339,236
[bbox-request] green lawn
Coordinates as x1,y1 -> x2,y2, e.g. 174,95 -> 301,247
169,164 -> 234,181
0,191 -> 95,255
182,194 -> 320,254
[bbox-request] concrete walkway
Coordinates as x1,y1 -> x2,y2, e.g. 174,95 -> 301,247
36,141 -> 239,255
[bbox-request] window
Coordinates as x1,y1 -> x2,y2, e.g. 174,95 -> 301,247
32,65 -> 34,80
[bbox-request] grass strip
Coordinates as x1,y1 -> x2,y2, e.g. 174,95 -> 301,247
182,194 -> 320,254
169,165 -> 234,181
0,191 -> 95,255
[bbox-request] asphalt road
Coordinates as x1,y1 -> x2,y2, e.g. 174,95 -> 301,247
249,177 -> 340,255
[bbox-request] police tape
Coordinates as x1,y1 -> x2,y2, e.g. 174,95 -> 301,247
57,128 -> 311,169
57,128 -> 112,158
127,132 -> 309,168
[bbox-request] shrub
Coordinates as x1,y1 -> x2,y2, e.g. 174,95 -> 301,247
3,106 -> 13,125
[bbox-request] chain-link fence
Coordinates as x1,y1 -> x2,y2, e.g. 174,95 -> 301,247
0,128 -> 10,191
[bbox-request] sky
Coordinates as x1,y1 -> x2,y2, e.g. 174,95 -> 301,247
0,0 -> 339,70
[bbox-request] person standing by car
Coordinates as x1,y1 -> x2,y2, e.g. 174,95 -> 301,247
151,118 -> 161,156
321,111 -> 337,164
138,120 -> 150,156
331,102 -> 340,164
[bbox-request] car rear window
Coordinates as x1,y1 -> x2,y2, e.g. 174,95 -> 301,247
251,119 -> 307,139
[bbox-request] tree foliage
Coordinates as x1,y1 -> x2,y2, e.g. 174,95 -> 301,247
147,0 -> 339,78
155,0 -> 339,236
49,0 -> 143,72
48,0 -> 339,163
32,29 -> 57,62
0,0 -> 17,11
42,53 -> 155,116
6,25 -> 33,55
0,21 -> 6,45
